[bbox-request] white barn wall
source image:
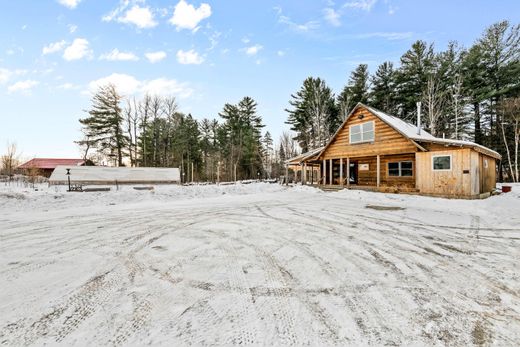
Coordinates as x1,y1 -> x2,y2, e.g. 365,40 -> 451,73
49,166 -> 181,185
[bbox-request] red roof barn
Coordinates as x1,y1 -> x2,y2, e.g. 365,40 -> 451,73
17,158 -> 92,177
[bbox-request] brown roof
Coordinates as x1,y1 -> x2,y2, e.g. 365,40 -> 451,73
18,158 -> 86,170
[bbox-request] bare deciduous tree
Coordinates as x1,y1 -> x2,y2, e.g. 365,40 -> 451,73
422,76 -> 446,137
451,73 -> 463,139
124,98 -> 140,167
1,141 -> 20,179
499,97 -> 520,182
280,131 -> 298,159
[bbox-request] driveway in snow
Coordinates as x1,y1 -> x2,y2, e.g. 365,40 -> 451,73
1,183 -> 519,346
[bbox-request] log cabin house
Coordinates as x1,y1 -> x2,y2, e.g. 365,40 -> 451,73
287,103 -> 501,199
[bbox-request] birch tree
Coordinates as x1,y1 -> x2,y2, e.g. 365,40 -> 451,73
422,75 -> 446,137
499,97 -> 520,182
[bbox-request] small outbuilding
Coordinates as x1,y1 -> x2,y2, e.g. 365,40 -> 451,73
290,103 -> 501,199
17,158 -> 91,178
48,165 -> 181,185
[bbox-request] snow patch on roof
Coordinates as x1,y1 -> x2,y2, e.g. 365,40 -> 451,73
363,105 -> 436,141
363,104 -> 501,159
49,165 -> 180,184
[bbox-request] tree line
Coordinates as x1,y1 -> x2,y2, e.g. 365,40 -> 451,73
286,20 -> 519,181
77,20 -> 518,182
77,84 -> 298,182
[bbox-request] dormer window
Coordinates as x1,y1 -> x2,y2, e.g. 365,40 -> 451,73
350,121 -> 374,144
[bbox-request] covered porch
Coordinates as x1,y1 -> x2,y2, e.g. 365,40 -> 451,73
315,153 -> 418,192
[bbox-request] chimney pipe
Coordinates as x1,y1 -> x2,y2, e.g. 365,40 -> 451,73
416,101 -> 421,136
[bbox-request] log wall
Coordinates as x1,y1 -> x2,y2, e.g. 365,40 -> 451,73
321,106 -> 418,160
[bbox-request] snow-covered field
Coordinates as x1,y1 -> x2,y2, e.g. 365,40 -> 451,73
1,182 -> 519,346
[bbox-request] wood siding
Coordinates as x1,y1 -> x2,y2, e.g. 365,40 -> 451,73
351,154 -> 416,188
415,149 -> 473,196
320,106 -> 418,160
312,104 -> 498,197
382,154 -> 416,188
480,154 -> 497,193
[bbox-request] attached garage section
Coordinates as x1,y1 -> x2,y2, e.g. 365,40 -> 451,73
415,149 -> 497,198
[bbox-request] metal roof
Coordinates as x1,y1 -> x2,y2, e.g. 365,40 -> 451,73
18,158 -> 86,170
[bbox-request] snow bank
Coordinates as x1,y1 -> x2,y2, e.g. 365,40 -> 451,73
0,182 -> 288,212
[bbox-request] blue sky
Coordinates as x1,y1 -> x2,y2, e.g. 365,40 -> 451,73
1,0 -> 519,158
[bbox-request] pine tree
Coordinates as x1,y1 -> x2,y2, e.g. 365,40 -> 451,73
262,131 -> 274,178
461,44 -> 487,143
286,77 -> 337,152
338,64 -> 370,119
395,40 -> 435,121
370,61 -> 397,113
79,83 -> 126,166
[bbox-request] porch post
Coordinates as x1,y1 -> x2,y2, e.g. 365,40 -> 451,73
311,165 -> 314,185
346,157 -> 350,188
329,159 -> 333,186
322,159 -> 326,185
340,158 -> 343,187
376,155 -> 381,188
302,163 -> 307,186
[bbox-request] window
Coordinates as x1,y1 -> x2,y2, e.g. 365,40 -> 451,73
432,155 -> 451,171
388,161 -> 413,177
350,121 -> 374,144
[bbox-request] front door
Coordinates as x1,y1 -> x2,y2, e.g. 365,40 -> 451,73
349,162 -> 358,184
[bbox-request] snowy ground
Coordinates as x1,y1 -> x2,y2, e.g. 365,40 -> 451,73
1,182 -> 519,346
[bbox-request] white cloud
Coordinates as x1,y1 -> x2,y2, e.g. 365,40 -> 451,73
8,80 -> 39,94
100,48 -> 139,61
88,73 -> 141,95
63,38 -> 92,61
242,37 -> 250,44
145,51 -> 167,63
244,44 -> 263,56
68,24 -> 78,33
87,73 -> 193,99
0,68 -> 28,84
57,0 -> 81,9
343,0 -> 377,11
355,31 -> 413,40
323,8 -> 341,26
119,5 -> 157,29
141,78 -> 193,98
58,82 -> 80,90
42,40 -> 67,55
0,68 -> 11,84
170,0 -> 211,31
277,50 -> 286,57
276,8 -> 319,33
207,30 -> 221,51
176,49 -> 204,64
